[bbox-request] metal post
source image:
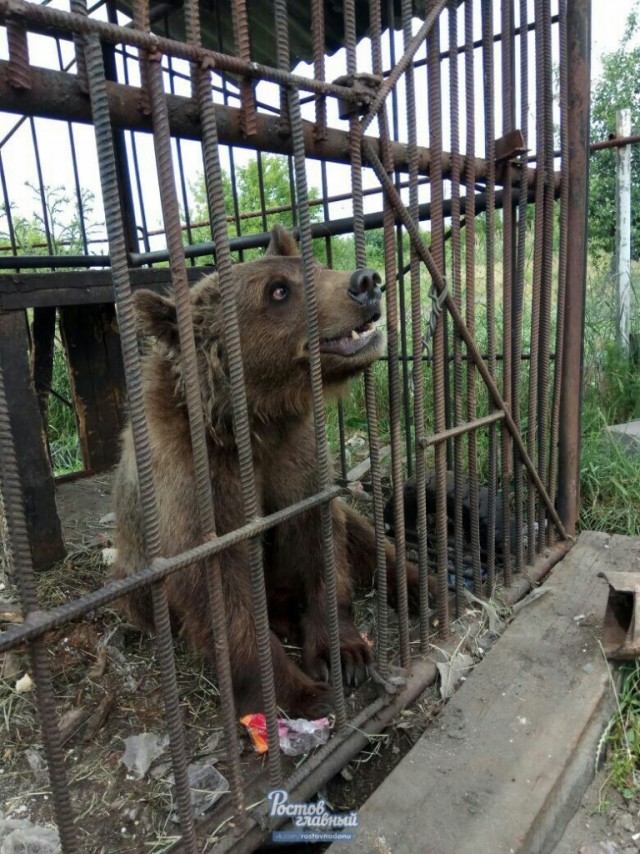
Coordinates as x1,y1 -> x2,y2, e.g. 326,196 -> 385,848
557,0 -> 590,535
616,109 -> 632,353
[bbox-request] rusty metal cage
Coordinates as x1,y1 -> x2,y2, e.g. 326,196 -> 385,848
0,0 -> 590,850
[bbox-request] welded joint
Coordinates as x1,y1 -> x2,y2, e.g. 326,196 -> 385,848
495,129 -> 527,183
495,129 -> 527,163
332,72 -> 380,120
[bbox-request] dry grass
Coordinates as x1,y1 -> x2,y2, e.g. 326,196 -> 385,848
0,439 -> 521,853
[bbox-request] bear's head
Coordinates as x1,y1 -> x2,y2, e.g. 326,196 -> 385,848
134,225 -> 385,435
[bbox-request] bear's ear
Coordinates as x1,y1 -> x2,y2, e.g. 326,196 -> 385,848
265,224 -> 299,257
134,290 -> 178,347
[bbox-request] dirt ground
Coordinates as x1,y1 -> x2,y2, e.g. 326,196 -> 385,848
557,772 -> 640,854
2,469 -> 638,853
0,470 -> 457,853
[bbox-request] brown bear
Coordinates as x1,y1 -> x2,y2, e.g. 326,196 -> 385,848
113,225 -> 427,717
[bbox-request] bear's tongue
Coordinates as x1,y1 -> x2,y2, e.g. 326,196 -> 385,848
319,323 -> 376,356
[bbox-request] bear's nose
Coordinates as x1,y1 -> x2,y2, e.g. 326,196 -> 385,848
348,268 -> 382,307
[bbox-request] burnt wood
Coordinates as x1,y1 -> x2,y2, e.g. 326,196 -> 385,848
0,267 -> 215,310
59,303 -> 126,471
31,306 -> 56,450
0,309 -> 65,569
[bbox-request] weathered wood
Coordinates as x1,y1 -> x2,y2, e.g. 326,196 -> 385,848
0,266 -> 215,311
59,303 -> 126,471
330,531 -> 623,854
0,310 -> 65,569
30,306 -> 56,450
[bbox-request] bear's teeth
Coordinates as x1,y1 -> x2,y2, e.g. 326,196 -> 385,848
351,330 -> 361,341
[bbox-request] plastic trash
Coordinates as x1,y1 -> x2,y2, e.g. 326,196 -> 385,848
0,816 -> 60,854
240,714 -> 331,756
168,763 -> 229,823
121,732 -> 169,780
278,717 -> 331,756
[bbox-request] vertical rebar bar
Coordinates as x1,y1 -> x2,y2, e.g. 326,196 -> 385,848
404,0 -> 430,648
527,0 -> 546,563
231,0 -> 257,136
464,0 -> 482,595
279,0 -> 348,727
557,0 -> 589,535
448,0 -> 464,614
77,7 -> 198,845
293,95 -> 350,729
548,0 -> 569,542
370,0 -> 411,664
7,21 -> 31,89
537,0 -> 554,548
387,0 -> 414,481
185,0 -> 282,789
500,0 -> 514,586
0,361 -> 78,852
482,0 -> 497,595
513,0 -> 529,574
344,0 -> 389,676
311,0 -> 327,140
427,0 -> 449,636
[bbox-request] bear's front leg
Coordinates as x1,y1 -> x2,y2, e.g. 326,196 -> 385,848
300,586 -> 372,688
190,551 -> 333,718
267,502 -> 373,688
299,501 -> 373,687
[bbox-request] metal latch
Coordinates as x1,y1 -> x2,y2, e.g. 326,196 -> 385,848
332,72 -> 381,120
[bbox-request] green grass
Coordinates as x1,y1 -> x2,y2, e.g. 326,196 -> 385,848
48,334 -> 82,476
602,661 -> 640,800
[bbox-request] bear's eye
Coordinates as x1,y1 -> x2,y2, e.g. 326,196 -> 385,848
269,282 -> 290,302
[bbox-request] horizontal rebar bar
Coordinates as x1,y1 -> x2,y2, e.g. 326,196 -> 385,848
0,485 -> 343,653
419,411 -> 505,448
0,185 -> 539,270
0,0 -> 366,102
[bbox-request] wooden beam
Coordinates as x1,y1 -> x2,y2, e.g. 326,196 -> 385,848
30,307 -> 56,454
59,303 -> 126,471
0,309 -> 65,569
0,267 -> 215,310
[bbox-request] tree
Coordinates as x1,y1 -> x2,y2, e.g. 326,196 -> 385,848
589,6 -> 640,259
0,183 -> 100,261
191,154 -> 321,260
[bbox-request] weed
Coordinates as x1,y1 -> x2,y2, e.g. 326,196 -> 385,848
48,336 -> 82,476
603,661 -> 640,800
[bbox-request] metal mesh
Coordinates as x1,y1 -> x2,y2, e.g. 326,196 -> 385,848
0,0 -> 589,850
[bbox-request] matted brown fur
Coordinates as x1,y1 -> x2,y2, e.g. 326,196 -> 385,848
113,226 -> 428,716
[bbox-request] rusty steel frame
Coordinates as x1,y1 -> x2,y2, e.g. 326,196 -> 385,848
0,0 -> 589,851
0,61 -> 541,187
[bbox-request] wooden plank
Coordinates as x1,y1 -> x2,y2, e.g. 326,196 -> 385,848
0,310 -> 65,569
346,444 -> 391,482
329,531 -> 621,854
59,303 -> 126,471
0,267 -> 215,310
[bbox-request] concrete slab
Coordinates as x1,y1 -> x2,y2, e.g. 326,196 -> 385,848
607,419 -> 640,454
329,532 -> 630,854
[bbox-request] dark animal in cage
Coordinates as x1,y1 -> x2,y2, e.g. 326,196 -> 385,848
113,225 -> 430,716
383,472 -> 538,592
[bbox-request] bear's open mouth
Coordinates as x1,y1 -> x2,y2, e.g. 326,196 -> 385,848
317,320 -> 380,357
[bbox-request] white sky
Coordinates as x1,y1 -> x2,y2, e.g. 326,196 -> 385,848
0,0 -> 637,254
